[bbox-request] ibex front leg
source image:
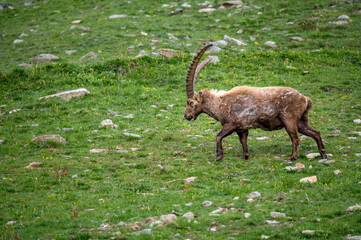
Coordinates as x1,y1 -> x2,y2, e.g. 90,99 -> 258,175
216,124 -> 236,161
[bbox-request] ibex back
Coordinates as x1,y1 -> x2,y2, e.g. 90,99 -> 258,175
184,44 -> 326,161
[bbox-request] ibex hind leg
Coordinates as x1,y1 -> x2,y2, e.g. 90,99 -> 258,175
236,131 -> 250,160
283,120 -> 300,161
298,113 -> 326,158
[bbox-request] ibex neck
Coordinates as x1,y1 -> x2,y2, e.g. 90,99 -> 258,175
202,90 -> 224,123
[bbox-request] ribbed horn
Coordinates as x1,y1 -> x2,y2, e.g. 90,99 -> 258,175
193,56 -> 212,91
186,44 -> 213,98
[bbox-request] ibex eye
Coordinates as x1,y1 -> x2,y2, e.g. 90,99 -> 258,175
190,101 -> 195,108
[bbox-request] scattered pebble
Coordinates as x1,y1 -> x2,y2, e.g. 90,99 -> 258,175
100,119 -> 118,128
290,37 -> 304,42
334,170 -> 341,175
324,160 -> 335,166
38,88 -> 90,100
109,14 -> 128,19
338,15 -> 350,19
182,212 -> 194,219
6,221 -> 16,226
265,220 -> 280,226
199,8 -> 216,13
264,41 -> 277,48
185,202 -> 193,206
270,212 -> 286,218
132,229 -> 152,235
201,201 -> 213,207
13,39 -> 24,44
346,204 -> 361,212
90,148 -> 107,153
25,162 -> 41,169
224,35 -> 247,46
261,235 -> 270,239
354,119 -> 361,124
302,230 -> 315,235
300,176 -> 317,183
244,213 -> 251,218
247,191 -> 261,199
123,133 -> 141,138
32,135 -> 66,144
160,214 -> 177,222
183,177 -> 198,184
80,52 -> 98,59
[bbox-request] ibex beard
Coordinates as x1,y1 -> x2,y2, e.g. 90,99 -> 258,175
184,44 -> 326,162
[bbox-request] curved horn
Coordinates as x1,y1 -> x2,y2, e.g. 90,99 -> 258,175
186,44 -> 213,98
193,56 -> 212,90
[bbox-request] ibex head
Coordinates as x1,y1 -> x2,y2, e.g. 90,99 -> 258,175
184,44 -> 213,121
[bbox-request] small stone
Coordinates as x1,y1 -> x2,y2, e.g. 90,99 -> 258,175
90,148 -> 107,153
160,214 -> 177,222
80,52 -> 98,59
182,212 -> 194,219
185,202 -> 193,206
31,54 -> 59,62
219,1 -> 243,8
123,133 -> 141,138
135,50 -> 148,58
158,49 -> 178,58
354,119 -> 361,124
296,163 -> 305,169
65,50 -> 77,55
265,220 -> 280,226
6,221 -> 16,226
209,46 -> 222,53
290,37 -> 304,42
25,162 -> 41,169
123,114 -> 134,119
145,217 -> 158,224
72,20 -> 81,24
306,153 -> 320,159
237,29 -> 243,34
300,176 -> 317,183
199,8 -> 216,13
132,229 -> 152,235
356,153 -> 361,157
201,201 -> 213,207
346,236 -> 361,240
209,56 -> 220,64
256,136 -> 268,141
244,213 -> 251,218
327,20 -> 349,25
338,15 -> 349,19
69,25 -> 90,31
149,220 -> 162,228
346,204 -> 361,212
32,135 -> 66,143
100,119 -> 116,128
261,235 -> 270,239
17,63 -> 32,69
72,174 -> 78,178
183,177 -> 198,184
270,212 -> 286,218
167,33 -> 178,40
302,230 -> 315,235
233,196 -> 239,200
38,88 -> 90,100
13,39 -> 24,44
0,140 -> 4,144
247,198 -> 255,203
224,35 -> 247,46
247,191 -> 261,199
324,160 -> 335,166
264,41 -> 277,48
209,209 -> 223,216
334,170 -> 341,175
109,14 -> 128,19
286,66 -> 297,70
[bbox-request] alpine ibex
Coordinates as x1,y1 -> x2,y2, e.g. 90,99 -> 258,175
184,44 -> 326,161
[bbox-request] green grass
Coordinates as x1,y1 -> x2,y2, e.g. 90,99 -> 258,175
1,0 -> 361,239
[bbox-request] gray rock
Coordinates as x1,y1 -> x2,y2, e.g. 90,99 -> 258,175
0,140 -> 4,144
346,236 -> 361,240
123,133 -> 141,138
324,160 -> 335,165
17,63 -> 32,69
109,14 -> 128,19
65,50 -> 77,55
247,191 -> 261,199
160,214 -> 177,222
80,52 -> 98,59
6,221 -> 16,226
38,88 -> 90,100
224,35 -> 247,46
334,170 -> 341,175
354,119 -> 361,124
32,135 -> 66,143
132,228 -> 152,235
182,212 -> 194,219
201,201 -> 213,207
265,220 -> 280,226
270,212 -> 286,218
264,41 -> 277,48
100,119 -> 117,128
158,49 -> 179,58
181,3 -> 191,8
338,15 -> 349,19
19,33 -> 28,38
135,50 -> 148,58
346,204 -> 361,212
167,33 -> 178,40
13,39 -> 24,44
199,8 -> 216,13
244,212 -> 251,218
327,21 -> 348,25
291,37 -> 304,42
117,221 -> 127,227
31,54 -> 59,62
90,148 -> 107,153
302,230 -> 315,235
69,25 -> 90,31
209,46 -> 222,53
209,56 -> 220,64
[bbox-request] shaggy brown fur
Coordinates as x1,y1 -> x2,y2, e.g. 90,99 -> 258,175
184,44 -> 326,161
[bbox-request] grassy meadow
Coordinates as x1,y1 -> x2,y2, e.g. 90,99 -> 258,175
0,0 -> 361,239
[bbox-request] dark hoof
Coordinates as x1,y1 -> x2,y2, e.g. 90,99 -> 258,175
216,155 -> 223,161
286,156 -> 297,162
243,154 -> 250,160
